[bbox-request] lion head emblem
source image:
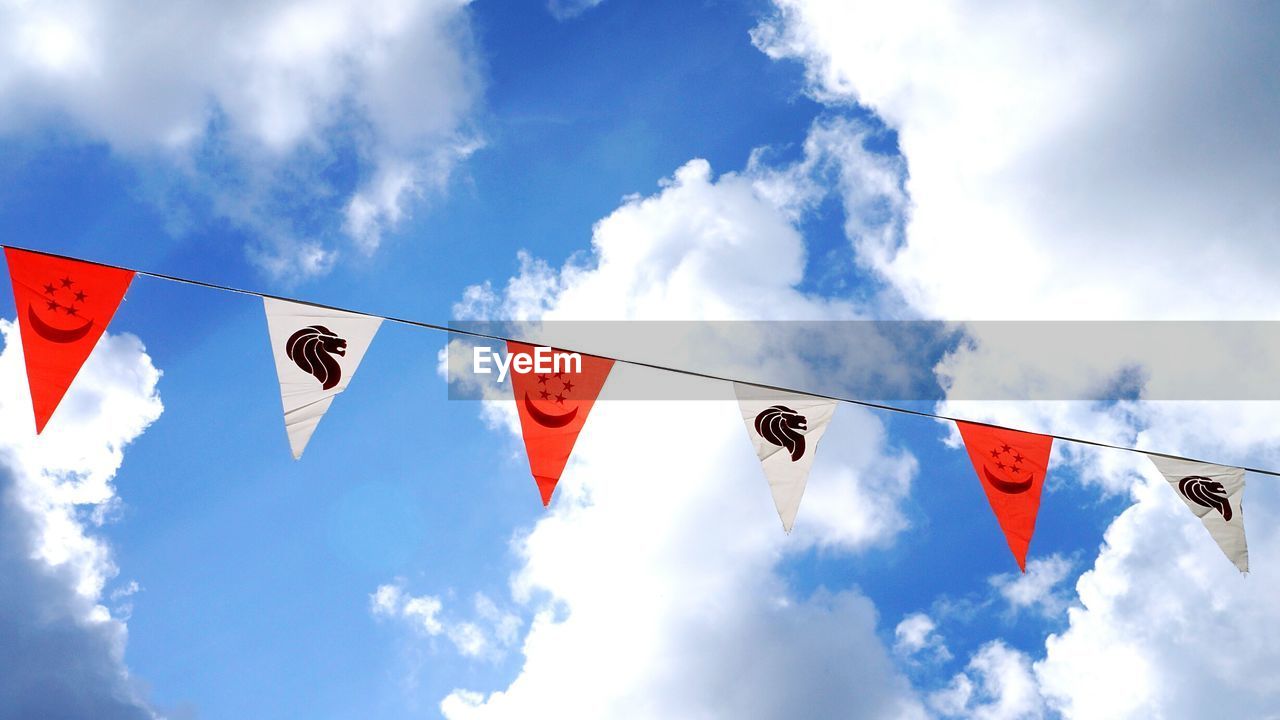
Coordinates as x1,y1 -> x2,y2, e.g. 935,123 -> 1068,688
285,325 -> 347,390
754,405 -> 808,462
1178,475 -> 1233,522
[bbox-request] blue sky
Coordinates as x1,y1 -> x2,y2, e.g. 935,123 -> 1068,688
1,1 -> 1279,719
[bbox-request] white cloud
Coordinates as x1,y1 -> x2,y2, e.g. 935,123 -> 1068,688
372,581 -> 520,660
0,0 -> 483,275
403,595 -> 446,636
895,612 -> 951,663
436,146 -> 926,718
0,319 -> 163,718
924,400 -> 1280,718
1030,448 -> 1280,719
755,1 -> 1280,717
990,555 -> 1075,619
928,673 -> 974,717
755,1 -> 1280,321
109,581 -> 141,602
344,160 -> 421,254
446,622 -> 487,658
546,0 -> 605,20
371,583 -> 407,617
931,641 -> 1045,720
474,593 -> 521,648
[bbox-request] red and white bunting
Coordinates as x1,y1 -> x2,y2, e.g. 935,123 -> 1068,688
0,246 -> 1269,579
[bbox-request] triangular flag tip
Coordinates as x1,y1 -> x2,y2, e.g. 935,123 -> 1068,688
509,341 -> 613,506
5,248 -> 135,434
264,298 -> 381,459
956,421 -> 1053,571
536,476 -> 557,507
1147,454 -> 1248,572
734,383 -> 837,533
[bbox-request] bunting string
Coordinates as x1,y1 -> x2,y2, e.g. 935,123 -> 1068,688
3,242 -> 1278,480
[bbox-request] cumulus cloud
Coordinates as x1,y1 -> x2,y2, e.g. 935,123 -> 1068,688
925,398 -> 1280,717
0,320 -> 164,718
989,555 -> 1076,619
0,0 -> 483,275
755,1 -> 1280,321
931,641 -> 1045,720
1030,433 -> 1280,718
755,1 -> 1280,716
894,612 -> 951,663
435,141 -> 926,717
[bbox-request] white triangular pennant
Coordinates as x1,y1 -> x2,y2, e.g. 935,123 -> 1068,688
1147,454 -> 1248,572
734,383 -> 837,533
264,297 -> 382,459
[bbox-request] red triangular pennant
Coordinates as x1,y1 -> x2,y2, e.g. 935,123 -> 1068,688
956,421 -> 1053,572
508,341 -> 613,506
5,248 -> 135,433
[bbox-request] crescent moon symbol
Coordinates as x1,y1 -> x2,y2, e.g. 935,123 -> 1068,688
523,392 -> 579,428
983,465 -> 1034,494
27,304 -> 95,344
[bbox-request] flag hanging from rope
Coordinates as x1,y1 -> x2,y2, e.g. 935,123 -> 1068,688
264,297 -> 382,459
734,383 -> 837,533
1,245 -> 1273,579
5,248 -> 135,433
1147,454 -> 1248,572
508,341 -> 613,506
957,421 -> 1053,572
